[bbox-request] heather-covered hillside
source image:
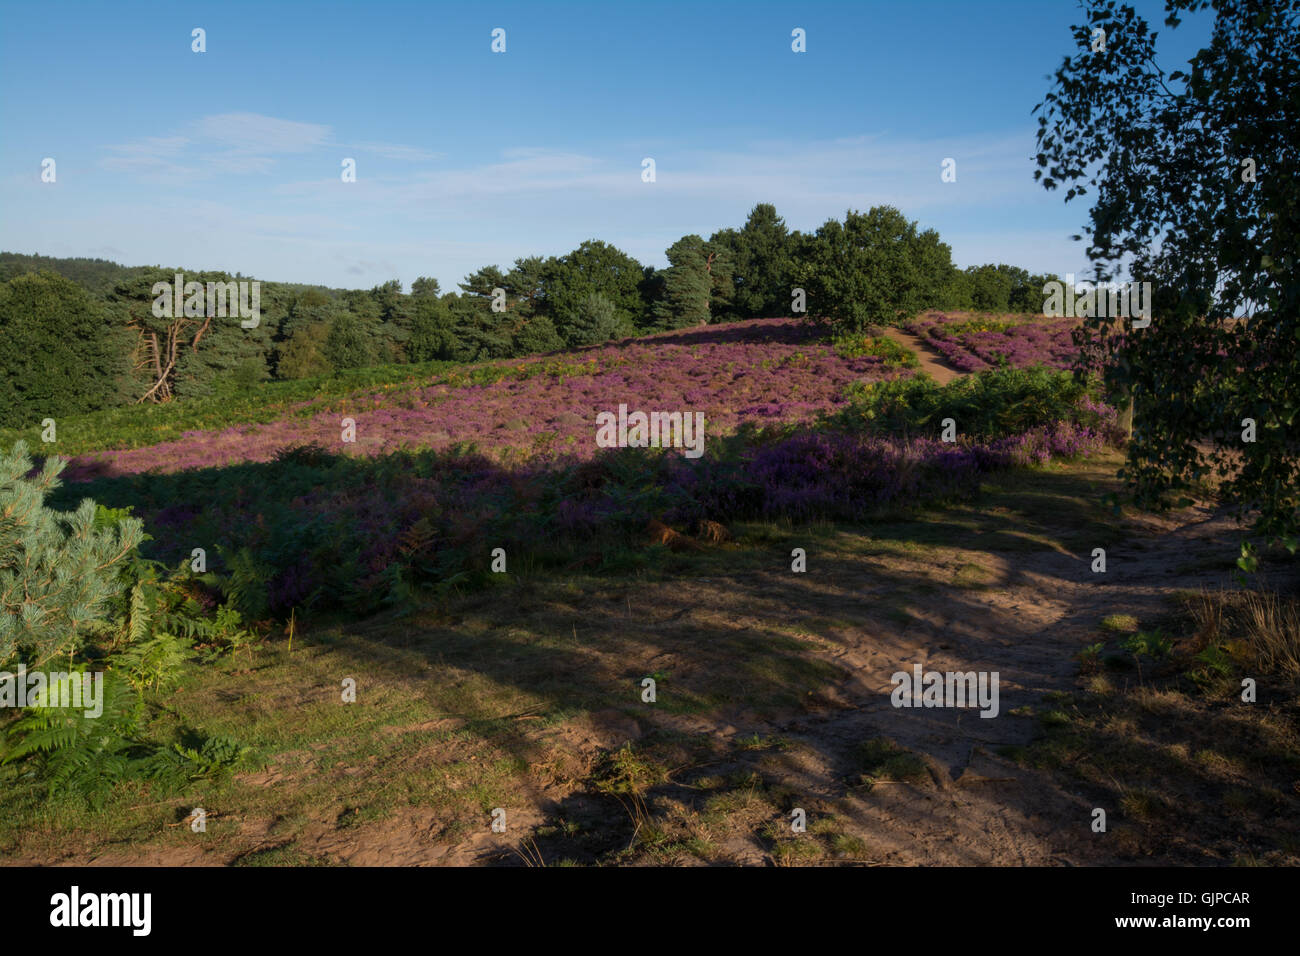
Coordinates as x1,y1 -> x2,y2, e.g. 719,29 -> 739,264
62,318 -> 897,478
62,314 -> 1089,481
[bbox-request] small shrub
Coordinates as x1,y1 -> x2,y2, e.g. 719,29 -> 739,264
1077,641 -> 1105,673
1100,613 -> 1140,634
841,366 -> 1107,441
1121,629 -> 1173,659
947,318 -> 1017,335
832,334 -> 920,368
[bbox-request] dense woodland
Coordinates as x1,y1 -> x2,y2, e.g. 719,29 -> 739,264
0,204 -> 1056,423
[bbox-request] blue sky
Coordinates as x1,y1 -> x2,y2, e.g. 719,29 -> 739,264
0,0 -> 1211,292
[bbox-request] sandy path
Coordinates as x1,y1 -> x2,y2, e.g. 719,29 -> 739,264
880,326 -> 962,384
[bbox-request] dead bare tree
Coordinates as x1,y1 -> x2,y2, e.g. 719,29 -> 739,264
131,312 -> 212,404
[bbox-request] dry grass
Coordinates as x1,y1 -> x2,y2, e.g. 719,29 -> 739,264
1188,587 -> 1300,678
1007,584 -> 1300,864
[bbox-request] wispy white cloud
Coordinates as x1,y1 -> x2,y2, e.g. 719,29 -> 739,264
70,115 -> 1081,290
104,135 -> 191,157
100,135 -> 198,182
351,142 -> 444,162
99,113 -> 441,184
190,112 -> 331,153
101,114 -> 324,183
268,132 -> 1038,216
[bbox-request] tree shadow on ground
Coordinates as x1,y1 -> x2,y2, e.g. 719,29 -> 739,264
292,460 -> 1296,865
39,440 -> 1299,866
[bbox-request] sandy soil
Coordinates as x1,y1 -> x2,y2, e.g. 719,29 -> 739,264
880,326 -> 962,384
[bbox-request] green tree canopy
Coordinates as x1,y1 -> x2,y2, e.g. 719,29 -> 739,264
652,235 -> 714,330
563,293 -> 626,347
0,271 -> 132,422
275,321 -> 334,379
410,276 -> 441,299
546,240 -> 647,335
504,256 -> 549,317
1035,0 -> 1300,544
712,202 -> 795,319
511,313 -> 565,355
796,206 -> 955,332
324,313 -> 375,370
407,294 -> 456,362
457,265 -> 508,301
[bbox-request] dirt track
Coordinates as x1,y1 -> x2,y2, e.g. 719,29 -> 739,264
880,326 -> 962,384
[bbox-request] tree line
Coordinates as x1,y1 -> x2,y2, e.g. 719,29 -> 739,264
0,205 -> 1058,422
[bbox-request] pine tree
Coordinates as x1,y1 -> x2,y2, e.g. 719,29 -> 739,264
711,203 -> 794,319
652,236 -> 713,329
447,294 -> 514,361
504,256 -> 548,318
563,294 -> 624,347
368,279 -> 412,363
0,442 -> 143,668
109,268 -> 274,402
